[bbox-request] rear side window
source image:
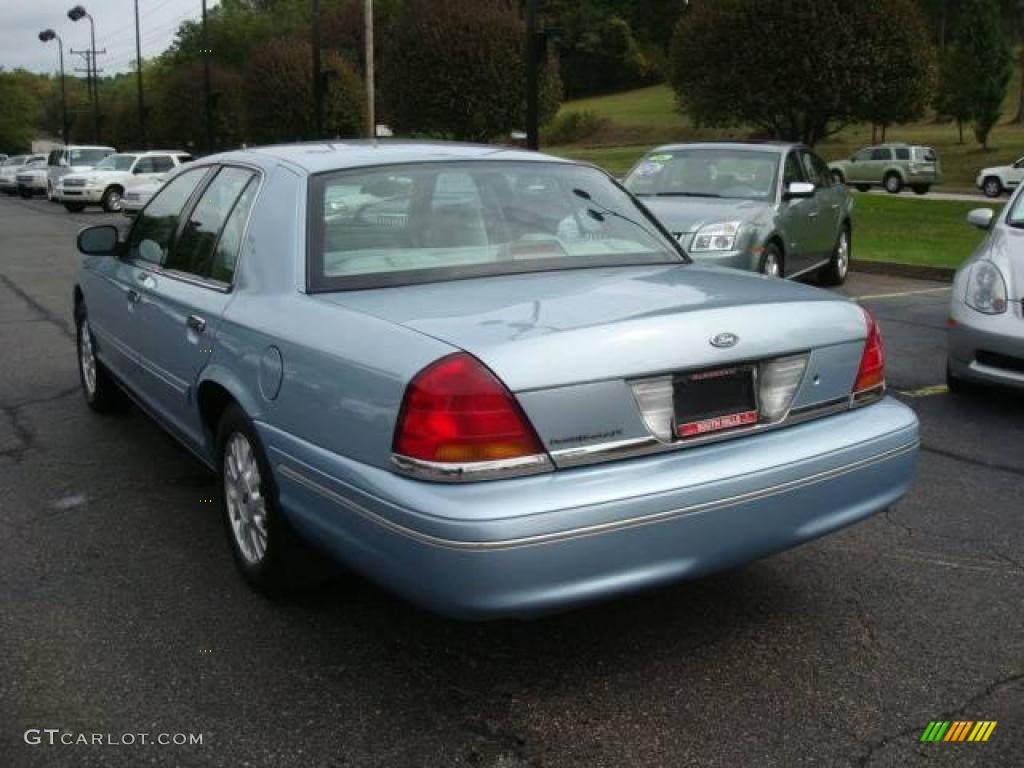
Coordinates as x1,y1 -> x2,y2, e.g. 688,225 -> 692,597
129,168 -> 210,265
209,178 -> 259,283
870,148 -> 892,161
165,167 -> 257,279
133,157 -> 155,174
894,148 -> 910,160
151,156 -> 175,173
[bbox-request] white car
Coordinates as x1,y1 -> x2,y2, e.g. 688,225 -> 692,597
58,150 -> 191,212
0,154 -> 46,195
976,157 -> 1024,198
16,159 -> 50,198
46,145 -> 116,201
120,176 -> 165,216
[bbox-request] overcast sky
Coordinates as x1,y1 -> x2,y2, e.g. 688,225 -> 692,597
2,0 -> 218,75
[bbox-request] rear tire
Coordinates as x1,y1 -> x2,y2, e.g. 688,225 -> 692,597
18,188 -> 31,198
760,243 -> 784,278
216,404 -> 326,594
884,173 -> 903,194
946,362 -> 971,395
982,177 -> 1003,198
820,225 -> 850,286
64,202 -> 86,213
911,185 -> 930,195
855,184 -> 871,192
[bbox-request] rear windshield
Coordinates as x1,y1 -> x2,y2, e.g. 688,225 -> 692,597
309,161 -> 685,291
913,147 -> 936,162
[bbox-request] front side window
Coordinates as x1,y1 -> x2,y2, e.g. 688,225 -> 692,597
209,177 -> 259,283
312,161 -> 684,290
870,148 -> 892,161
128,168 -> 209,264
95,154 -> 137,172
625,148 -> 779,201
166,167 -> 257,279
150,156 -> 175,173
894,148 -> 910,160
783,153 -> 805,186
799,152 -> 823,186
854,148 -> 874,162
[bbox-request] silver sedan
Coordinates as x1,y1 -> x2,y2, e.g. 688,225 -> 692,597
947,197 -> 1024,391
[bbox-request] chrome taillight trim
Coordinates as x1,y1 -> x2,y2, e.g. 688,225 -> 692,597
391,452 -> 554,483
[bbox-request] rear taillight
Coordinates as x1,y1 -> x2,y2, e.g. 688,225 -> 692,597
853,307 -> 885,396
394,353 -> 546,467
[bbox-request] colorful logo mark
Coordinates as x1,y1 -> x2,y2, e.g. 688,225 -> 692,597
920,721 -> 997,742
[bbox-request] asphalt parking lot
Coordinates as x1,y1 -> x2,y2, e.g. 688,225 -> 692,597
1,194 -> 1021,768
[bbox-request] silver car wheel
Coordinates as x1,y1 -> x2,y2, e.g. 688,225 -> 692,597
983,179 -> 1001,198
836,231 -> 849,278
106,190 -> 122,211
763,252 -> 781,278
224,432 -> 268,564
79,320 -> 97,397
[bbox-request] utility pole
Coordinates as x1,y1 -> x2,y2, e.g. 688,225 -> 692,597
312,0 -> 323,137
133,0 -> 146,146
525,0 -> 539,150
365,0 -> 375,139
202,0 -> 214,153
70,48 -> 95,138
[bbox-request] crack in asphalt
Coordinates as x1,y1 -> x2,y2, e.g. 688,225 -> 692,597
919,442 -> 1024,478
0,273 -> 74,339
0,387 -> 80,463
854,672 -> 1024,767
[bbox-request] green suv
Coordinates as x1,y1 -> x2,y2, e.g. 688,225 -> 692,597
828,143 -> 940,195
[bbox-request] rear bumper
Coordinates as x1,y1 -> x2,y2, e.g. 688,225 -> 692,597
262,398 -> 918,618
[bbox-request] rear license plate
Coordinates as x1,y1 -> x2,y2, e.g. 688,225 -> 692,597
674,365 -> 758,438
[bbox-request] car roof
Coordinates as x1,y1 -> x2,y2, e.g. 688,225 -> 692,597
201,140 -> 577,175
645,141 -> 801,154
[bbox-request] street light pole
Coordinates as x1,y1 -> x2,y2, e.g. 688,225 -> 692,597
133,0 -> 146,147
39,30 -> 70,146
365,0 -> 375,139
202,0 -> 214,153
525,0 -> 539,150
312,0 -> 323,138
68,6 -> 101,144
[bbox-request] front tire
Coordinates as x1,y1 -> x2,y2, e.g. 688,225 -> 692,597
911,185 -> 930,195
982,177 -> 1003,198
64,202 -> 86,213
820,225 -> 850,286
217,405 -> 322,594
76,311 -> 126,412
101,187 -> 123,213
18,188 -> 31,199
855,184 -> 871,193
883,173 -> 903,194
760,243 -> 784,278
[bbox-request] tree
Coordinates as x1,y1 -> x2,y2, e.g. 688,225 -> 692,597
668,0 -> 936,145
935,48 -> 973,142
0,71 -> 38,152
244,39 -> 364,143
950,0 -> 1011,147
381,0 -> 561,141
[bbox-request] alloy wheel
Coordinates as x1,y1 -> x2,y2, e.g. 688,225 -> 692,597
223,433 -> 268,564
763,252 -> 781,278
78,320 -> 97,397
836,231 -> 849,279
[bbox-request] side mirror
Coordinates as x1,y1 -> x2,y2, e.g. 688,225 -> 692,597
966,208 -> 995,230
77,225 -> 120,255
785,181 -> 816,200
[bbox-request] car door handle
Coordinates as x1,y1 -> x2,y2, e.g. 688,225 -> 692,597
126,288 -> 141,304
186,314 -> 207,333
808,211 -> 818,218
135,272 -> 156,289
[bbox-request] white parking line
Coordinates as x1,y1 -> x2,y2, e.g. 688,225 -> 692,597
853,287 -> 952,301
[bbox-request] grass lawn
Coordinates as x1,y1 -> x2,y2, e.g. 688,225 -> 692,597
548,83 -> 1024,189
852,194 -> 998,268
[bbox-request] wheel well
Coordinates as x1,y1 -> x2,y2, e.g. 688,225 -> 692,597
105,184 -> 124,195
884,169 -> 902,181
197,382 -> 237,443
984,175 -> 1001,184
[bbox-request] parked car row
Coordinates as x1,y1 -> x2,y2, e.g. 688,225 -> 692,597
1,143 -> 189,213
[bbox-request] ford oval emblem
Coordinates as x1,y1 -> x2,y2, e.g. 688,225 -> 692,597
710,332 -> 739,349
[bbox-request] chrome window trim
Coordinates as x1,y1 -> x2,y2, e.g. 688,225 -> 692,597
390,452 -> 553,482
280,438 -> 918,552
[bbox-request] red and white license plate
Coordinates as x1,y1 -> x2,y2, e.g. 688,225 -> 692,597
677,409 -> 758,437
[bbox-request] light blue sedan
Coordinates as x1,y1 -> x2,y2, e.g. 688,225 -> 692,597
73,142 -> 919,618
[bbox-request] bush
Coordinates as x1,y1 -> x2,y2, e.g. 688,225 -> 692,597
541,110 -> 605,145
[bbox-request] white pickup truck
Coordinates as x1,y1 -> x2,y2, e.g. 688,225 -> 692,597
976,158 -> 1024,198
